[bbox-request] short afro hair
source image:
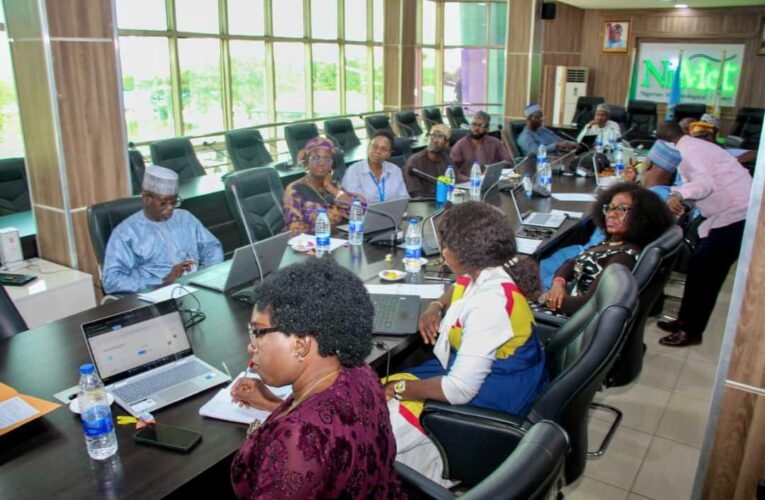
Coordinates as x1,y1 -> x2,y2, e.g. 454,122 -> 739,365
253,258 -> 373,366
438,201 -> 517,272
372,129 -> 395,151
592,182 -> 675,248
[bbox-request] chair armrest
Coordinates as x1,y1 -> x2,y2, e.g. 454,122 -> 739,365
531,304 -> 569,328
421,401 -> 529,486
395,462 -> 456,500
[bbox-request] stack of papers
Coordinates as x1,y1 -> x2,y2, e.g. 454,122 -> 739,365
199,372 -> 292,425
0,383 -> 60,436
551,193 -> 597,202
365,283 -> 444,299
515,237 -> 543,255
138,284 -> 197,303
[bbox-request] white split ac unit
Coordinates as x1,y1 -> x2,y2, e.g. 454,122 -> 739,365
552,66 -> 589,125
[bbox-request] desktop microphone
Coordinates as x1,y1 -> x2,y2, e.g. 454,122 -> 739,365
557,129 -> 582,146
202,140 -> 232,161
229,182 -> 265,303
411,168 -> 440,185
396,120 -> 420,140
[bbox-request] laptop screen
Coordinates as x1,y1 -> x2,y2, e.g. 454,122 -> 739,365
82,300 -> 192,385
510,185 -> 532,222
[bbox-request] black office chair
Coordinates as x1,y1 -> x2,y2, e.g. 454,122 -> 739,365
284,123 -> 320,163
396,420 -> 569,500
388,138 -> 413,169
223,167 -> 285,243
0,286 -> 28,339
571,96 -> 605,130
224,128 -> 274,171
673,103 -> 706,123
420,264 -> 638,487
324,118 -> 361,151
394,111 -> 423,138
608,104 -> 627,132
87,196 -> 144,266
364,114 -> 395,139
625,100 -> 657,142
149,137 -> 206,181
446,106 -> 468,129
0,157 -> 31,216
128,149 -> 146,195
421,107 -> 444,132
506,120 -> 527,157
729,107 -> 764,150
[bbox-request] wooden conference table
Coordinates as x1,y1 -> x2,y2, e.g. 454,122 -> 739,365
0,176 -> 597,499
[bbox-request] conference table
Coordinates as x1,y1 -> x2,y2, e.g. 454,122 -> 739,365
0,175 -> 598,499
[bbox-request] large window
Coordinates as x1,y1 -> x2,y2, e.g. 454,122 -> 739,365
0,0 -> 24,157
115,0 -> 384,163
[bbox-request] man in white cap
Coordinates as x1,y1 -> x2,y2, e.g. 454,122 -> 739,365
102,164 -> 223,294
517,103 -> 577,156
576,104 -> 621,143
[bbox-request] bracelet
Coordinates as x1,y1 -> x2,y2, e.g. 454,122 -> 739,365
430,301 -> 445,310
553,277 -> 566,286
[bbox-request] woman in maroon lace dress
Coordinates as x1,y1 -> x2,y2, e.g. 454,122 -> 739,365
229,259 -> 402,499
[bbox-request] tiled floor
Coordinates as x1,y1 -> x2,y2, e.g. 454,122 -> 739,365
561,270 -> 735,500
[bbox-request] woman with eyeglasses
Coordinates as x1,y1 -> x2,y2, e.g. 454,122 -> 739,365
543,183 -> 674,315
283,136 -> 364,235
229,259 -> 402,498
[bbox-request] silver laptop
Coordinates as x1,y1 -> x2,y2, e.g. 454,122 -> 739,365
189,231 -> 291,292
81,300 -> 231,416
509,185 -> 567,229
337,197 -> 409,234
454,161 -> 507,192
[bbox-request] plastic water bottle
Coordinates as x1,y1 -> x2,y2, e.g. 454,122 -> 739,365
315,209 -> 331,257
469,161 -> 482,200
348,198 -> 364,246
78,364 -> 118,460
537,144 -> 547,162
595,131 -> 604,154
404,218 -> 423,273
444,164 -> 456,202
540,157 -> 553,195
614,148 -> 625,180
522,173 -> 533,200
608,129 -> 617,152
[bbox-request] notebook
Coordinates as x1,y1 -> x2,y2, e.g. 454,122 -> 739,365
81,299 -> 230,416
370,293 -> 420,336
189,231 -> 291,293
509,185 -> 567,229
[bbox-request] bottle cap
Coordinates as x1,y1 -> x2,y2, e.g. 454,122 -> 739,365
80,363 -> 95,375
353,198 -> 360,203
319,208 -> 327,213
409,218 -> 418,224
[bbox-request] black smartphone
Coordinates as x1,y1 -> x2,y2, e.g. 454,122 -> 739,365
133,424 -> 202,453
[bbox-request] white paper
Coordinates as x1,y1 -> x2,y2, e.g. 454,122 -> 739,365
0,396 -> 39,429
551,193 -> 597,202
365,283 -> 444,299
515,237 -> 542,255
199,372 -> 292,425
288,233 -> 346,252
138,284 -> 197,303
550,209 -> 583,219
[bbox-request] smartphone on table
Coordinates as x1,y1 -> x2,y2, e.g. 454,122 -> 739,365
133,423 -> 202,453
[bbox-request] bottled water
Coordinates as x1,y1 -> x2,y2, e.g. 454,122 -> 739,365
522,173 -> 533,200
539,157 -> 553,195
315,209 -> 331,257
444,164 -> 456,202
78,364 -> 118,460
469,161 -> 482,200
595,131 -> 604,154
537,144 -> 547,161
607,129 -> 617,152
404,218 -> 423,273
614,148 -> 625,180
348,198 -> 364,246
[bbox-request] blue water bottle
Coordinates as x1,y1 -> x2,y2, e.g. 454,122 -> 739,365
435,178 -> 447,209
79,364 -> 118,460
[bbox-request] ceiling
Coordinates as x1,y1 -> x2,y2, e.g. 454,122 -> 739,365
556,0 -> 765,9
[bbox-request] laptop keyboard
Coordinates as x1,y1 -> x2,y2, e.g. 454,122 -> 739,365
111,360 -> 209,404
370,295 -> 400,332
526,212 -> 553,225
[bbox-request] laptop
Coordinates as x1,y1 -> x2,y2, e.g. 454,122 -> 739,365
454,161 -> 507,193
509,185 -> 567,229
189,231 -> 291,292
422,207 -> 446,256
370,294 -> 421,336
337,197 -> 409,235
81,299 -> 231,416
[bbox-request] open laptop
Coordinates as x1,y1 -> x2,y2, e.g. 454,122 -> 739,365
509,185 -> 567,229
337,197 -> 409,235
189,231 -> 291,292
455,161 -> 507,193
370,294 -> 420,336
422,207 -> 446,256
81,299 -> 230,416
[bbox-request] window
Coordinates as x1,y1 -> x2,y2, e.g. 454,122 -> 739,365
312,0 -> 337,40
229,0 -> 265,36
0,16 -> 24,157
273,43 -> 307,122
230,41 -> 267,128
313,44 -> 340,117
178,39 -> 223,134
272,0 -> 304,38
345,45 -> 368,114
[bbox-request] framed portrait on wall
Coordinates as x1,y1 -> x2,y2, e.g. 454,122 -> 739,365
759,18 -> 765,55
602,19 -> 630,53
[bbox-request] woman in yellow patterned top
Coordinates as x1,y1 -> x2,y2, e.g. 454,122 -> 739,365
282,136 -> 364,235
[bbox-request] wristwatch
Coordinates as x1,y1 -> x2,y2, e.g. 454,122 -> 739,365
392,380 -> 406,400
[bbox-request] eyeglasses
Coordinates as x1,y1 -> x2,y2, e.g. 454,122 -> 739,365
247,323 -> 280,347
471,122 -> 488,129
428,133 -> 448,142
602,204 -> 632,216
308,155 -> 334,165
146,193 -> 182,209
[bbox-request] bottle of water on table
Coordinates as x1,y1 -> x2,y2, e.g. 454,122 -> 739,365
614,147 -> 625,180
469,161 -> 482,200
78,363 -> 118,460
348,198 -> 364,246
404,218 -> 423,273
539,156 -> 553,195
522,173 -> 533,200
444,164 -> 456,202
595,131 -> 604,154
537,144 -> 547,162
315,209 -> 331,257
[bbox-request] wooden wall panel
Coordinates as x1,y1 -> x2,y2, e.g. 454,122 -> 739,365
45,0 -> 113,38
34,208 -> 71,265
399,0 -> 417,109
383,0 -> 401,110
504,0 -> 538,119
71,210 -> 101,292
542,3 -> 584,54
504,56 -> 530,119
51,40 -> 128,208
3,0 -> 43,40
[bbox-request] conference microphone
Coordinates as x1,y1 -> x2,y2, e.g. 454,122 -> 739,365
229,181 -> 266,304
411,168 -> 440,185
620,124 -> 637,142
202,140 -> 232,161
396,120 -> 420,140
557,129 -> 581,146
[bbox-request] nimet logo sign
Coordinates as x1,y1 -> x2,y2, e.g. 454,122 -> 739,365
637,43 -> 745,105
